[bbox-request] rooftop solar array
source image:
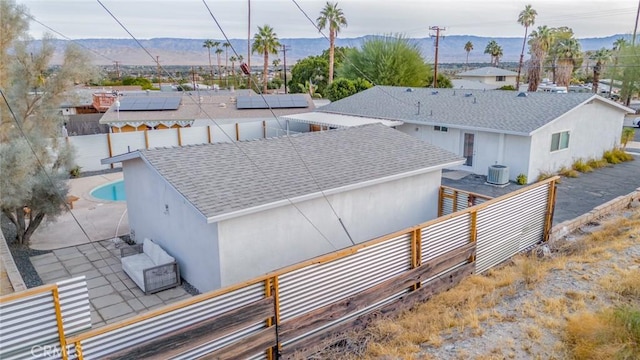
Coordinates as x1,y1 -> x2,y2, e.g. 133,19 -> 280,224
117,97 -> 181,111
236,95 -> 309,109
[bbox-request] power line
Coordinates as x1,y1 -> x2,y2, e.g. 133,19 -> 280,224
96,0 -> 349,248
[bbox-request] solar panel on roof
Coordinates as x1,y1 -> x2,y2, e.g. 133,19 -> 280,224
235,95 -> 309,109
117,97 -> 181,111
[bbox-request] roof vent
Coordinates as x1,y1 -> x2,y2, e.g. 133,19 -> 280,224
517,92 -> 528,97
465,93 -> 473,97
487,165 -> 509,185
219,103 -> 226,108
406,88 -> 414,92
432,91 -> 439,95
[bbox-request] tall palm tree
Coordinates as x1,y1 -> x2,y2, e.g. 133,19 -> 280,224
215,47 -> 224,84
316,2 -> 348,84
516,4 -> 537,90
554,38 -> 582,87
464,41 -> 473,69
527,25 -> 553,91
252,25 -> 281,93
608,38 -> 629,98
229,55 -> 237,86
203,39 -> 216,80
223,42 -> 231,86
590,48 -> 612,93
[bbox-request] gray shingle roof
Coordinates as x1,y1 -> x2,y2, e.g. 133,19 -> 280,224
139,124 -> 463,220
457,67 -> 518,77
319,86 -> 602,135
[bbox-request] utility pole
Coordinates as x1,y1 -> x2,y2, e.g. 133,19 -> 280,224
633,0 -> 640,45
114,61 -> 121,80
247,0 -> 251,92
430,26 -> 445,88
156,56 -> 161,89
281,44 -> 290,94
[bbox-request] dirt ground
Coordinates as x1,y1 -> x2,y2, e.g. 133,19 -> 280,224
321,207 -> 640,360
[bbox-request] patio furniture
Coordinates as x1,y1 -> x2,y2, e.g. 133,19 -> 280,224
121,238 -> 180,295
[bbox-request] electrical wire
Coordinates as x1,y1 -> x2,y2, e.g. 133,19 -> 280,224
96,0 -> 350,248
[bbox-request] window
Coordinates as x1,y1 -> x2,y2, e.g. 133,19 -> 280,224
434,125 -> 448,132
550,131 -> 570,151
496,76 -> 506,82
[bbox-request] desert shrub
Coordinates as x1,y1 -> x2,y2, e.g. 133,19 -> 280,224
572,158 -> 593,173
587,157 -> 609,169
558,166 -> 579,178
604,148 -> 634,164
516,173 -> 527,185
536,170 -> 555,182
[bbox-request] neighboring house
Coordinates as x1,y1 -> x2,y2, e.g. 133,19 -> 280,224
102,124 -> 464,292
315,86 -> 633,183
451,79 -> 500,91
99,90 -> 315,133
456,67 -> 518,88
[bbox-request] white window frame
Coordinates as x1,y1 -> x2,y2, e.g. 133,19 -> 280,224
550,131 -> 570,152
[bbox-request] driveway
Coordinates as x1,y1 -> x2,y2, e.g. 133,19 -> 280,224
442,153 -> 640,224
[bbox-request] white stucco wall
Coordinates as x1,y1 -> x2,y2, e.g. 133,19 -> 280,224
527,100 -> 625,182
502,135 -> 532,182
216,170 -> 443,286
458,75 -> 517,87
123,159 -> 222,292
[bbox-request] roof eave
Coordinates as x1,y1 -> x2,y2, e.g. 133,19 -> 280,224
101,151 -> 142,164
205,159 -> 465,224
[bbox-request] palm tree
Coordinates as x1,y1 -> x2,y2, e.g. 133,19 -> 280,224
527,25 -> 553,91
316,2 -> 348,84
464,41 -> 473,69
252,25 -> 281,93
215,47 -> 224,84
554,38 -> 582,87
203,39 -> 216,80
484,40 -> 501,65
229,55 -> 237,86
516,4 -> 537,90
272,58 -> 281,78
223,42 -> 231,86
590,48 -> 612,93
608,38 -> 628,98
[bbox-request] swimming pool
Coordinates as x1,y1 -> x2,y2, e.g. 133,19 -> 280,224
90,179 -> 126,201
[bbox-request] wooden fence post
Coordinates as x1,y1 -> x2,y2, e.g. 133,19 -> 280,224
106,133 -> 114,169
543,179 -> 557,242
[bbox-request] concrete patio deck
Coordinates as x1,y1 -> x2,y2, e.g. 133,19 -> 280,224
30,172 -> 130,251
30,239 -> 191,328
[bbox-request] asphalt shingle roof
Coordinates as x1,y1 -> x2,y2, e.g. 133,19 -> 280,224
139,124 -> 463,219
319,86 -> 600,135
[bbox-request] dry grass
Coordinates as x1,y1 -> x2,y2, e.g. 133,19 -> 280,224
587,157 -> 609,169
324,211 -> 640,359
536,170 -> 556,182
558,166 -> 580,178
572,158 -> 593,173
604,148 -> 635,164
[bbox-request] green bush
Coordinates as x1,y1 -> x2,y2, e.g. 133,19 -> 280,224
516,173 -> 527,185
69,165 -> 81,178
497,85 -> 516,91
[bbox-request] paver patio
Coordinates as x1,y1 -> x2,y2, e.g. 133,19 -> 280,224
30,239 -> 192,328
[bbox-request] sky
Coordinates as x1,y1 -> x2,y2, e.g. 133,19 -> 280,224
16,0 -> 640,40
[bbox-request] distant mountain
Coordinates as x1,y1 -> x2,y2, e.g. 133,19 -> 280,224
45,34 -> 633,66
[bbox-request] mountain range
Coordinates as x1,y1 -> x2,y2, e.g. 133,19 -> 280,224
46,34 -> 634,66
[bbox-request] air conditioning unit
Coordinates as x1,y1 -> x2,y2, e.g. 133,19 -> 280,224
487,165 -> 509,185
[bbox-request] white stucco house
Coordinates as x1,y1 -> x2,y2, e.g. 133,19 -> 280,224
456,67 -> 519,88
102,124 -> 463,292
311,86 -> 634,183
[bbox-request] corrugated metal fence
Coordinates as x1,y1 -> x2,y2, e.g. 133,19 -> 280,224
0,177 -> 557,359
0,277 -> 90,360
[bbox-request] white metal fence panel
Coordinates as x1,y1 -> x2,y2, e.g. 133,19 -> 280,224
72,282 -> 265,359
57,277 -> 91,336
0,290 -> 62,360
148,128 -> 179,149
278,233 -> 412,322
110,132 -> 146,155
475,185 -> 549,273
238,121 -> 264,141
180,127 -> 209,145
421,212 -> 471,264
210,123 -> 236,143
67,135 -> 110,172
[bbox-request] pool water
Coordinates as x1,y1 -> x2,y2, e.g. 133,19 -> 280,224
90,180 -> 126,201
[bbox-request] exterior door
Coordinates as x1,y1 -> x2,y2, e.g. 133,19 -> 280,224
463,133 -> 475,167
